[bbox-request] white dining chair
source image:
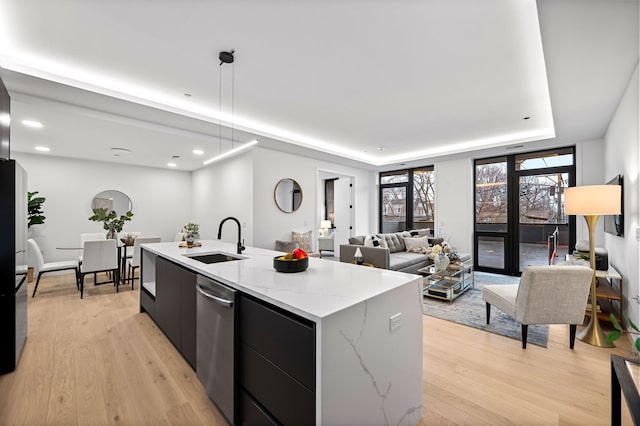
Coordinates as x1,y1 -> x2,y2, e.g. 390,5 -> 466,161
28,239 -> 79,297
79,239 -> 119,299
126,236 -> 161,288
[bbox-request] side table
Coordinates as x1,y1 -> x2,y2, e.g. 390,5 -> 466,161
418,258 -> 474,302
611,354 -> 640,425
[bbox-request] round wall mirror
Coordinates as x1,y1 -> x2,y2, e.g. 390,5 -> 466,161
274,178 -> 303,213
92,190 -> 132,215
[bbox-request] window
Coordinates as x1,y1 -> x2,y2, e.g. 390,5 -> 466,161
379,166 -> 434,232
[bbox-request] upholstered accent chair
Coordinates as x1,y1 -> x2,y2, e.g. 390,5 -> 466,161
482,265 -> 593,349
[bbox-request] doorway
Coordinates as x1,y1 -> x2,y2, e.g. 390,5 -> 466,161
474,147 -> 576,275
318,171 -> 355,257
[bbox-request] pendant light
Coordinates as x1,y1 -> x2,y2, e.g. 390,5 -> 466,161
203,49 -> 258,165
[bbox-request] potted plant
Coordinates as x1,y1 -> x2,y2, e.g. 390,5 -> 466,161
182,222 -> 200,245
88,207 -> 134,239
27,191 -> 46,282
607,314 -> 640,360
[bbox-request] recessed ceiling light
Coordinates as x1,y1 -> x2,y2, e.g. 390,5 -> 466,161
184,93 -> 192,97
110,147 -> 131,156
34,146 -> 50,152
192,149 -> 204,155
523,116 -> 531,120
171,155 -> 180,159
378,147 -> 384,152
22,120 -> 43,128
167,162 -> 177,168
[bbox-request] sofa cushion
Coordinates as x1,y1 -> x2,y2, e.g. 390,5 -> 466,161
364,235 -> 387,248
403,236 -> 430,252
349,235 -> 365,245
409,228 -> 431,237
377,232 -> 407,253
389,251 -> 428,271
291,230 -> 312,252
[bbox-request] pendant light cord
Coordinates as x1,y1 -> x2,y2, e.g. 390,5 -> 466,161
219,62 -> 222,156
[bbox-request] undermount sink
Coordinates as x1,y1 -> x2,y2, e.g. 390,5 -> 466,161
184,252 -> 244,264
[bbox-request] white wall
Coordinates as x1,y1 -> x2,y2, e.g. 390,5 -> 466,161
251,147 -> 375,251
603,64 -> 639,327
191,150 -> 254,246
13,152 -> 192,262
575,139 -> 606,243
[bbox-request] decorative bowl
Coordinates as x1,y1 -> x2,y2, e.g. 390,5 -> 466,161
273,255 -> 309,273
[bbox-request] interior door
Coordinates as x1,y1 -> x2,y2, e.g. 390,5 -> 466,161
332,177 -> 353,257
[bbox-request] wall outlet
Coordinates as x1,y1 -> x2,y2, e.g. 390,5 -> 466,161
389,313 -> 402,331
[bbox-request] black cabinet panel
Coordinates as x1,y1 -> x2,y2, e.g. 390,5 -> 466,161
156,257 -> 181,348
241,344 -> 314,425
240,390 -> 279,426
240,296 -> 315,390
155,256 -> 196,369
179,266 -> 197,369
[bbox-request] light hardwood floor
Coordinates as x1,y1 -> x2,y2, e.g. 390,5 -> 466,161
0,273 -> 634,425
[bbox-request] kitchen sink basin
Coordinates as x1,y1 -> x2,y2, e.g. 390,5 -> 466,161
184,253 -> 244,264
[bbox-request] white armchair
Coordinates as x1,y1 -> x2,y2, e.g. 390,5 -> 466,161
482,265 -> 593,349
318,233 -> 334,258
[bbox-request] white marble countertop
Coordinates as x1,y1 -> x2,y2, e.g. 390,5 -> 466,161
142,240 -> 420,322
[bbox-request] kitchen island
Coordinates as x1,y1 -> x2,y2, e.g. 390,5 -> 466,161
140,240 -> 423,425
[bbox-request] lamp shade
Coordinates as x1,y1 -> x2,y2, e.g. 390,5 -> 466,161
320,220 -> 332,229
565,185 -> 621,215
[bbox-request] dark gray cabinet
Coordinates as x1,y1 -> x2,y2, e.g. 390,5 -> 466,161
239,295 -> 316,425
155,256 -> 197,369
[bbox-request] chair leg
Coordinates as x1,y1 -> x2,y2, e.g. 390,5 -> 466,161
75,268 -> 80,290
521,324 -> 528,349
80,274 -> 85,299
131,266 -> 136,290
32,272 -> 44,297
569,324 -> 577,349
116,269 -> 119,293
485,302 -> 491,324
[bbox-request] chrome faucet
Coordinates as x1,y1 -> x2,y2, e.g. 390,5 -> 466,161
217,216 -> 245,255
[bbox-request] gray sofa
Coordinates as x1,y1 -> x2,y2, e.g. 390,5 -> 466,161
339,231 -> 444,274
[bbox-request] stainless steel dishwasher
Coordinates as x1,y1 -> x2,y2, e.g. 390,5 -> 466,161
196,274 -> 237,424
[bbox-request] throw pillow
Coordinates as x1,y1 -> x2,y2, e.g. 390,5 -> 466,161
291,230 -> 312,252
364,235 -> 387,248
403,236 -> 430,252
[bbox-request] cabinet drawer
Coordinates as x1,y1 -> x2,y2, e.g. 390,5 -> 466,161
240,296 -> 315,390
240,390 -> 279,426
241,344 -> 315,425
140,286 -> 155,319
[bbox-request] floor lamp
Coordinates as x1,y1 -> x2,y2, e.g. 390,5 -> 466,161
565,184 -> 621,347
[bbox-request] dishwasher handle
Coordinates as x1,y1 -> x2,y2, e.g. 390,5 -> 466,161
196,284 -> 234,307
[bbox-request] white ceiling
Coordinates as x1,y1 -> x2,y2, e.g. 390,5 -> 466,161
0,0 -> 637,171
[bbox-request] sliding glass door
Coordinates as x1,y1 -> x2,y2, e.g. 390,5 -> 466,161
474,148 -> 575,275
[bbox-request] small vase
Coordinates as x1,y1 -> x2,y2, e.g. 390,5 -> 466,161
434,253 -> 450,272
106,229 -> 116,239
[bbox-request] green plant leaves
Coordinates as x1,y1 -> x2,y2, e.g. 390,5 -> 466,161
606,330 -> 622,344
88,208 -> 134,233
629,318 -> 639,333
611,314 -> 623,331
27,191 -> 46,228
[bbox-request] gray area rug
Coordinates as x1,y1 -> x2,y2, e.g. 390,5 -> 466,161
422,271 -> 549,347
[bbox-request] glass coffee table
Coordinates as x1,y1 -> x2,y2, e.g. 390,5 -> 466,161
417,258 -> 474,302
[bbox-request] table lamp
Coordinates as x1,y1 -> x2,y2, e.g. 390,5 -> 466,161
565,184 -> 621,347
320,220 -> 332,237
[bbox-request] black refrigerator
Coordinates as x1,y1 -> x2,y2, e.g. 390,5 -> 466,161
0,160 -> 28,374
0,71 -> 28,375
